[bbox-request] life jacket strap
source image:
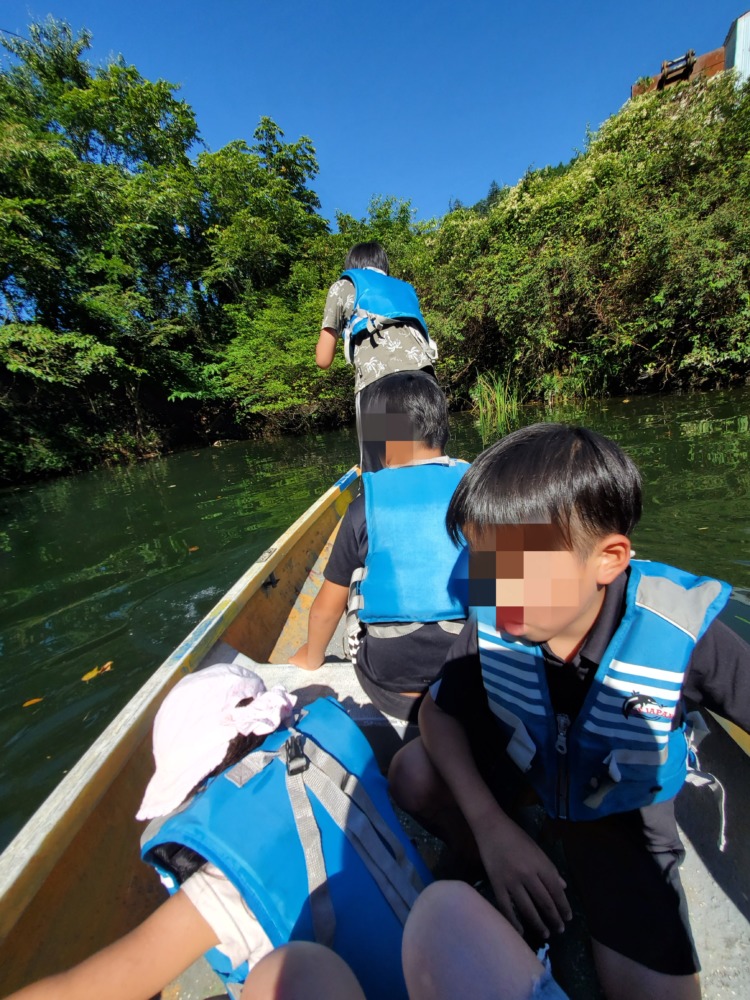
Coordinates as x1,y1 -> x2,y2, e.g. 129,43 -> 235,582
226,730 -> 426,937
684,711 -> 727,851
285,755 -> 337,945
348,566 -> 466,641
345,569 -> 366,664
300,739 -> 423,924
684,767 -> 727,852
362,619 -> 465,640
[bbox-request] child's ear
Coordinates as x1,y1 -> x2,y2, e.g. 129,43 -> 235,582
596,534 -> 632,585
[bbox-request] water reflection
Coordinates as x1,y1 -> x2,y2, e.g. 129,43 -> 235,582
1,390 -> 749,849
0,426 -> 359,847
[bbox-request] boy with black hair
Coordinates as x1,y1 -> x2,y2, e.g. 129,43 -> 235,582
290,372 -> 468,721
315,241 -> 438,471
389,423 -> 750,1000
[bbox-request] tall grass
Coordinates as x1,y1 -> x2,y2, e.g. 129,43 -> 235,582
532,369 -> 594,406
471,372 -> 523,441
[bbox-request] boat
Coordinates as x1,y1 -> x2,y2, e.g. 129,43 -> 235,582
0,464 -> 748,1000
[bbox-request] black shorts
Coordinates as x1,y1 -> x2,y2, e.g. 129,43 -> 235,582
354,662 -> 423,722
554,804 -> 698,976
467,727 -> 699,976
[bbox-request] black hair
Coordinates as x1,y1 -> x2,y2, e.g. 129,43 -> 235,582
344,241 -> 390,275
186,695 -> 268,800
362,371 -> 449,450
446,423 -> 642,553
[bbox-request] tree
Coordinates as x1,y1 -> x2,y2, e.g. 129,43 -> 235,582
0,20 -> 331,480
196,120 -> 325,309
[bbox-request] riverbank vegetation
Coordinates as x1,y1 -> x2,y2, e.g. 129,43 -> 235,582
2,19 -> 750,482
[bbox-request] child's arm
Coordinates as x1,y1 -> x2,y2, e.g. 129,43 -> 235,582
4,890 -> 218,1000
288,580 -> 348,670
419,694 -> 572,941
684,618 -> 750,733
315,327 -> 338,368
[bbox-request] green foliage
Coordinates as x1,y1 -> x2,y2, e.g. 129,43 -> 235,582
197,122 -> 326,307
0,19 -> 326,481
2,21 -> 750,483
221,295 -> 349,427
427,74 -> 750,403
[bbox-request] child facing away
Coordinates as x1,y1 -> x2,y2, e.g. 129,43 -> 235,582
315,241 -> 438,472
289,371 -> 469,722
389,422 -> 750,1000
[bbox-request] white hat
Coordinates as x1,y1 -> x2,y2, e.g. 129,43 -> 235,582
136,662 -> 295,820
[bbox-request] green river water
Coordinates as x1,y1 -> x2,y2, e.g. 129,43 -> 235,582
1,388 -> 749,851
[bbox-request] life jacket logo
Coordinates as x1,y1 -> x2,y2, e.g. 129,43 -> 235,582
622,692 -> 670,719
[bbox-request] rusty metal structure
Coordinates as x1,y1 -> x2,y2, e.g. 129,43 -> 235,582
631,11 -> 750,98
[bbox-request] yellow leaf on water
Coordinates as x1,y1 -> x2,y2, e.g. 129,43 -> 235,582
188,546 -> 199,553
82,661 -> 114,682
23,697 -> 43,707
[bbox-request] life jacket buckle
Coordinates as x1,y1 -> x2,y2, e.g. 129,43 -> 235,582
285,735 -> 309,775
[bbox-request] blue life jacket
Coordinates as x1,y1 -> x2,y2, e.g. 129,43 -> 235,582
356,460 -> 469,625
473,561 -> 731,820
141,697 -> 430,1000
340,268 -> 432,363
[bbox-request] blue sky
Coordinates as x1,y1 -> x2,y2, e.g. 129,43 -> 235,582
0,1 -> 744,223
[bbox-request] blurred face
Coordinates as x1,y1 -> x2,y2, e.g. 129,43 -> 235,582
361,411 -> 421,466
467,523 -> 606,648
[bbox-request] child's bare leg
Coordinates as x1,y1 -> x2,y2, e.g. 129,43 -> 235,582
388,737 -> 480,860
592,941 -> 700,1000
403,880 -> 568,1000
389,737 -> 447,816
241,942 -> 365,1000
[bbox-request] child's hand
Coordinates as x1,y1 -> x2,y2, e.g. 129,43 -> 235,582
477,819 -> 572,941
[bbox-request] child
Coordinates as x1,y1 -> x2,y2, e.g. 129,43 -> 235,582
289,372 -> 468,722
389,423 -> 750,1000
315,241 -> 438,471
2,665 -> 385,1000
3,663 -> 302,1000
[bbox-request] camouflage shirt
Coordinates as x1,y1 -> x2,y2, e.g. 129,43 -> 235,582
321,272 -> 437,393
